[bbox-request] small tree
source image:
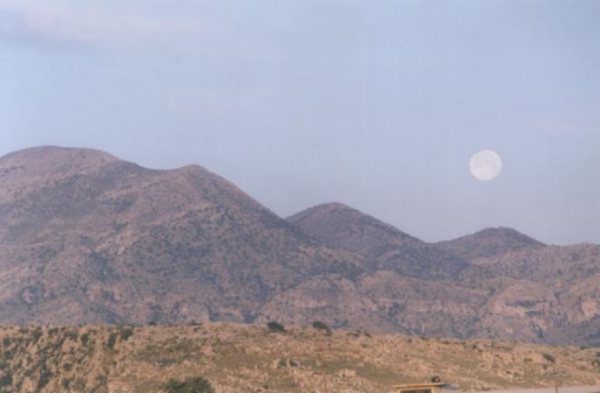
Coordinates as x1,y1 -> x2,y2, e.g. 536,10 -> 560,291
0,374 -> 13,388
164,376 -> 214,393
312,321 -> 332,335
267,321 -> 286,333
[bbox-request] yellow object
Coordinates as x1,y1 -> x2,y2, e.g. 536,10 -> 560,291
392,382 -> 448,393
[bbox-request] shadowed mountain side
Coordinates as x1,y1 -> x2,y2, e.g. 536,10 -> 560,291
257,271 -> 486,338
287,202 -> 471,279
287,202 -> 422,255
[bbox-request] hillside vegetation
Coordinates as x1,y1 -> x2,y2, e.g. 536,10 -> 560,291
1,323 -> 600,393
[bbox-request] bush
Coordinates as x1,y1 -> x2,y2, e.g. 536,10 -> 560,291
118,326 -> 134,341
542,352 -> 556,363
64,330 -> 79,341
37,364 -> 52,389
266,321 -> 285,333
62,378 -> 71,389
312,321 -> 332,335
164,376 -> 214,393
0,374 -> 12,388
106,333 -> 118,350
31,327 -> 43,343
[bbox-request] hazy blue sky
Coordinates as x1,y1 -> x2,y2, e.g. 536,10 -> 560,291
1,0 -> 598,244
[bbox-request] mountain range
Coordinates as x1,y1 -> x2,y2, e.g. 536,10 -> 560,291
1,146 -> 599,345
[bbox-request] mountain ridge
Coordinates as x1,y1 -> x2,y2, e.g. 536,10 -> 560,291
0,145 -> 599,346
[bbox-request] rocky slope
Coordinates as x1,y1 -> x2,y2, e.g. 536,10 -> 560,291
1,323 -> 600,393
287,203 -> 600,345
0,146 -> 361,325
1,146 -> 600,346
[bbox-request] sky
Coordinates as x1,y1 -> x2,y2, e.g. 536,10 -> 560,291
0,0 -> 599,245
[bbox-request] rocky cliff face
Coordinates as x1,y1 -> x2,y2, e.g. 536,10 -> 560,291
1,146 -> 599,345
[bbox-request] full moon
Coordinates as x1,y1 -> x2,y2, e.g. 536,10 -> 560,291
469,149 -> 502,181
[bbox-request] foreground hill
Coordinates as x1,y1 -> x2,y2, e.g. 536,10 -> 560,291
1,323 -> 600,393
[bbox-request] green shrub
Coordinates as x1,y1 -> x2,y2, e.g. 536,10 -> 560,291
62,378 -> 71,389
0,374 -> 12,388
118,326 -> 134,341
542,352 -> 556,363
164,376 -> 214,393
72,377 -> 86,390
266,321 -> 285,333
63,330 -> 79,341
312,321 -> 332,335
106,333 -> 118,350
37,364 -> 52,389
31,327 -> 43,343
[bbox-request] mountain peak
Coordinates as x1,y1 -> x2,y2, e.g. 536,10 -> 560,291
475,226 -> 532,236
436,226 -> 545,261
289,202 -> 362,217
313,201 -> 354,210
287,202 -> 421,256
0,145 -> 118,166
469,227 -> 544,246
0,146 -> 122,203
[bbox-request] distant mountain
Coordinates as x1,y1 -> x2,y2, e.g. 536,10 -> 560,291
287,202 -> 421,256
1,146 -> 600,346
287,202 -> 470,280
286,203 -> 600,344
436,227 -> 545,261
460,243 -> 600,344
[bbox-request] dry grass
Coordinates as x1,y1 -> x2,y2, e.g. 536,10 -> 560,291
0,323 -> 599,393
